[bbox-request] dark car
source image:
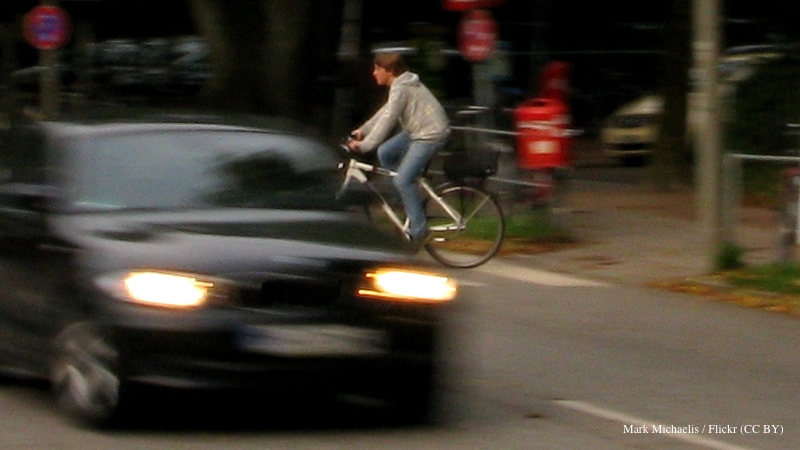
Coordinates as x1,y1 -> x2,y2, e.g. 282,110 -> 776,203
0,112 -> 457,427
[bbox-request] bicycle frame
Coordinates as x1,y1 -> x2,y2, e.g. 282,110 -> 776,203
338,157 -> 469,238
337,145 -> 505,268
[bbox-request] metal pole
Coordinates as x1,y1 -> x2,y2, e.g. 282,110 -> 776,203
38,0 -> 60,118
40,49 -> 59,118
721,154 -> 740,244
692,0 -> 723,271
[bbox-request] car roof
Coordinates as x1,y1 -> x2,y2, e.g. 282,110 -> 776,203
32,110 -> 316,139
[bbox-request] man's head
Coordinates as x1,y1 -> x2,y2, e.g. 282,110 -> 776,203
372,52 -> 407,86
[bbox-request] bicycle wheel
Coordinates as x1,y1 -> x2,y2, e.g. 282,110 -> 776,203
424,184 -> 504,268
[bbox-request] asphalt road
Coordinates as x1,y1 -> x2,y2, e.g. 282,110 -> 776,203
1,259 -> 797,449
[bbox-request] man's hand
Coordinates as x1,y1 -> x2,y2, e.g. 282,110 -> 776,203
347,130 -> 364,152
346,139 -> 361,152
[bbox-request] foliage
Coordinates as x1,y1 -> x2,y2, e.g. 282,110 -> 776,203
726,263 -> 800,296
740,162 -> 784,208
715,240 -> 746,271
724,49 -> 800,208
504,207 -> 571,242
726,50 -> 800,156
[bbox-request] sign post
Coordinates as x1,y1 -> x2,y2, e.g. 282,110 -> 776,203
444,0 -> 502,128
23,3 -> 71,118
455,8 -> 499,149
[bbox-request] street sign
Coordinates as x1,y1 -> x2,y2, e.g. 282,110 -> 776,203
24,6 -> 71,50
457,9 -> 497,62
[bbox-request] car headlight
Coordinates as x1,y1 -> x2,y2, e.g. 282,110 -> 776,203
358,268 -> 457,303
96,271 -> 232,309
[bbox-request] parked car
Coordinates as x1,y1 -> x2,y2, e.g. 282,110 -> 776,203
599,94 -> 663,165
137,38 -> 173,91
169,36 -> 211,90
0,112 -> 457,427
97,38 -> 141,88
716,44 -> 787,84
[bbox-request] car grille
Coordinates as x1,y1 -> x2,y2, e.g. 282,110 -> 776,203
238,277 -> 346,309
612,142 -> 653,151
614,114 -> 655,128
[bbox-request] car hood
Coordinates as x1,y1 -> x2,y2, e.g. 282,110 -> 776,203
612,95 -> 663,117
52,209 -> 416,278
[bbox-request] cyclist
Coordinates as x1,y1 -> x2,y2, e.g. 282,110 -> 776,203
347,52 -> 451,249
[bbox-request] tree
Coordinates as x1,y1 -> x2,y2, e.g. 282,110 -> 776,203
651,0 -> 692,189
187,0 -> 343,126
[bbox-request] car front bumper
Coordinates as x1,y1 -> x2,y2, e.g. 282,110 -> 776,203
98,305 -> 442,393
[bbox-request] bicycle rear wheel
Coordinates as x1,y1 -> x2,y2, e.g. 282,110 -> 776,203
424,184 -> 504,268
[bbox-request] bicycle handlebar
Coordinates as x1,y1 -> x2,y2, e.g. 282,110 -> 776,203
339,135 -> 358,154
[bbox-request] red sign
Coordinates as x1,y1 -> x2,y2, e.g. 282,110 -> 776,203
443,0 -> 504,11
457,9 -> 497,62
24,6 -> 71,50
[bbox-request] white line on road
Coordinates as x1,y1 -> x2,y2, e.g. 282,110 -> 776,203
556,400 -> 757,450
477,260 -> 608,287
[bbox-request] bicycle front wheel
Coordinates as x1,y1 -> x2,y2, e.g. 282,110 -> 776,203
424,184 -> 504,268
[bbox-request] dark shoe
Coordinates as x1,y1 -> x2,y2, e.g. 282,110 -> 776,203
409,231 -> 431,253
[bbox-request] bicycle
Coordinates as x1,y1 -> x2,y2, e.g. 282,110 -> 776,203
336,138 -> 505,268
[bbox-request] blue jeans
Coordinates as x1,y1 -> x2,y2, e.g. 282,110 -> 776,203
377,131 -> 444,241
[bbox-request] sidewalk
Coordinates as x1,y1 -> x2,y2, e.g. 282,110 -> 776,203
498,178 -> 781,287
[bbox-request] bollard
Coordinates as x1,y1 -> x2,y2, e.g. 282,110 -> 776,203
777,167 -> 800,262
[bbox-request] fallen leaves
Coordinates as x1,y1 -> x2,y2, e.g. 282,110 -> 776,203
652,276 -> 800,318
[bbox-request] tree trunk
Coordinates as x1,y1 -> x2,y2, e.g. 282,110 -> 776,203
187,0 -> 342,125
188,0 -> 270,114
652,0 -> 692,190
262,0 -> 313,118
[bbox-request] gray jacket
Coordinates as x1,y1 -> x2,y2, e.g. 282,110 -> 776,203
358,71 -> 450,152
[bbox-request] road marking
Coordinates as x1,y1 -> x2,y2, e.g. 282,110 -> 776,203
477,260 -> 607,287
556,400 -> 756,450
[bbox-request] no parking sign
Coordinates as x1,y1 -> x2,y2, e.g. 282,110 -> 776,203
457,9 -> 497,62
24,6 -> 71,50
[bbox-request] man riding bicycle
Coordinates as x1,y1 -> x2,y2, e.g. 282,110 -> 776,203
347,52 -> 451,249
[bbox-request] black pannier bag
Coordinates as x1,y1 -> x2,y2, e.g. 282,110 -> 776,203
442,130 -> 499,180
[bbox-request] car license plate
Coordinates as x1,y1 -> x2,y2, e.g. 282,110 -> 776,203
237,324 -> 387,356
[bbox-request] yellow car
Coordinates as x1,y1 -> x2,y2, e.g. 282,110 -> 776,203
600,94 -> 663,165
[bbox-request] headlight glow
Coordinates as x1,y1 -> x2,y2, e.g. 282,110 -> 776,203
358,269 -> 457,303
122,272 -> 212,308
95,271 -> 226,309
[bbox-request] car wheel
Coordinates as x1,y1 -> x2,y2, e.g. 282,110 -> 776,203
50,323 -> 125,427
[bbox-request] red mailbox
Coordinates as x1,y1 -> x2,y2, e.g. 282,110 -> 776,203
513,97 -> 570,169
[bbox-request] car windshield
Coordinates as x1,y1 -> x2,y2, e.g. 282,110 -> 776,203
63,129 -> 342,212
